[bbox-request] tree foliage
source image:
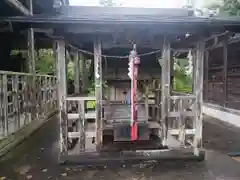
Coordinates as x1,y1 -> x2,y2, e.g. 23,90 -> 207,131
221,0 -> 240,15
99,0 -> 115,6
36,49 -> 54,74
173,58 -> 192,92
99,0 -> 122,7
203,0 -> 240,16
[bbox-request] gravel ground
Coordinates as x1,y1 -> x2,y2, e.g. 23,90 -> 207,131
0,115 -> 240,180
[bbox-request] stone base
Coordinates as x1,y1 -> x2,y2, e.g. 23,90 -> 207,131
59,148 -> 205,166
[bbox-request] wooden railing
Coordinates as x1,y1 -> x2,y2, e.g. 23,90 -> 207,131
169,92 -> 196,146
0,71 -> 57,139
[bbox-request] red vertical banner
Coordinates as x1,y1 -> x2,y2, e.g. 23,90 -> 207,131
131,56 -> 140,141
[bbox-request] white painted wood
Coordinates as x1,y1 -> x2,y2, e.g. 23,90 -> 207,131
169,129 -> 196,135
68,112 -> 96,120
68,131 -> 96,138
66,96 -> 96,101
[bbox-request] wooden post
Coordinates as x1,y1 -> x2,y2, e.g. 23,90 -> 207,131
151,80 -> 156,120
156,80 -> 161,122
170,51 -> 174,94
73,51 -> 80,94
13,75 -> 20,130
27,29 -> 35,73
27,27 -> 37,120
56,40 -> 68,156
223,41 -> 228,107
204,51 -> 209,101
80,53 -> 87,92
192,50 -> 197,94
94,38 -> 103,151
160,37 -> 171,147
193,41 -> 204,156
3,75 -> 8,136
79,100 -> 85,152
53,42 -> 57,76
145,85 -> 149,121
26,0 -> 36,121
154,89 -> 158,121
178,99 -> 185,146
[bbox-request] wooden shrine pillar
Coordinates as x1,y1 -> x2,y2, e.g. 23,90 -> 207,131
55,39 -> 68,157
170,51 -> 174,94
27,0 -> 35,74
223,40 -> 228,107
144,84 -> 149,121
160,37 -> 171,147
80,53 -> 87,92
26,0 -> 37,121
193,41 -> 204,156
73,51 -> 80,94
94,38 -> 103,151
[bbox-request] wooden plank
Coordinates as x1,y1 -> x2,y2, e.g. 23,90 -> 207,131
168,111 -> 194,117
66,96 -> 96,101
169,129 -> 196,135
170,95 -> 196,100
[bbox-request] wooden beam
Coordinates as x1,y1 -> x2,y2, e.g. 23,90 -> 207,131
64,33 -> 163,50
4,0 -> 30,15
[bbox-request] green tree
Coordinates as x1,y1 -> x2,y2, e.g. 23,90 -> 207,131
36,49 -> 54,74
203,0 -> 240,16
173,58 -> 192,93
99,0 -> 114,6
221,0 -> 240,15
99,0 -> 122,7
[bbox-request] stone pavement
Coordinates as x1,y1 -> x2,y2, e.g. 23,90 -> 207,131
0,115 -> 240,180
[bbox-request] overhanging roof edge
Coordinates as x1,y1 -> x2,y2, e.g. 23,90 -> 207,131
3,15 -> 240,27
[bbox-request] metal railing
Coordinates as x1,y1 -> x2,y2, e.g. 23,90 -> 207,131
0,71 -> 57,139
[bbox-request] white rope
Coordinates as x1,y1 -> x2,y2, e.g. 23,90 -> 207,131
68,44 -> 162,59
